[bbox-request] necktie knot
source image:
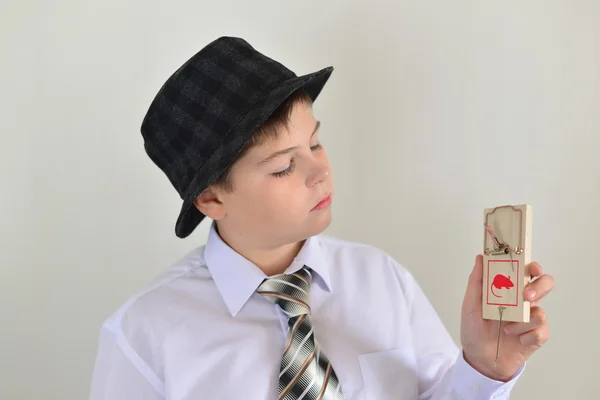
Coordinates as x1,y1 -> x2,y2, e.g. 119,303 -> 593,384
256,266 -> 312,318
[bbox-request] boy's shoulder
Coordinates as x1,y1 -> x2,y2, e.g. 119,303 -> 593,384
100,244 -> 210,333
316,232 -> 378,254
316,233 -> 414,280
317,233 -> 403,265
99,235 -> 415,336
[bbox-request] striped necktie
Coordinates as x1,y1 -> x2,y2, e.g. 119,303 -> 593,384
257,266 -> 344,400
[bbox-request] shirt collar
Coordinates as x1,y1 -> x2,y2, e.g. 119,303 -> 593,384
204,220 -> 332,317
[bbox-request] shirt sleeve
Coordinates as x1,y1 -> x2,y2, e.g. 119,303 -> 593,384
89,324 -> 165,400
449,350 -> 525,399
402,265 -> 525,400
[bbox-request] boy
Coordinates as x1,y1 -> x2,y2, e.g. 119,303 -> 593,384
90,36 -> 554,399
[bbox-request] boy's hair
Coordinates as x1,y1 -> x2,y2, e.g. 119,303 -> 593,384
210,88 -> 313,193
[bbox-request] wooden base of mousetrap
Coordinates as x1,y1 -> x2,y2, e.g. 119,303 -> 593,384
482,204 -> 532,323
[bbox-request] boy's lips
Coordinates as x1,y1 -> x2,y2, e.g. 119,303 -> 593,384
312,193 -> 332,211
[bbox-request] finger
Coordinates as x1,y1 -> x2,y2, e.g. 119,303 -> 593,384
469,254 -> 484,286
528,261 -> 543,278
468,254 -> 483,297
503,307 -> 547,336
518,322 -> 550,348
462,255 -> 483,313
524,274 -> 556,302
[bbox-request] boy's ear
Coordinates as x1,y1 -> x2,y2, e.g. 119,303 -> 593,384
193,187 -> 227,220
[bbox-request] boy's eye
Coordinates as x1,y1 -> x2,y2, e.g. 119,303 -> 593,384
272,160 -> 295,177
271,143 -> 323,178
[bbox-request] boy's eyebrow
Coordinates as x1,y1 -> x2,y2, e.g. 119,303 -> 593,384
257,120 -> 321,165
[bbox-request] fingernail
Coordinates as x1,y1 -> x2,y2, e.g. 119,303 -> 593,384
504,327 -> 511,335
526,289 -> 536,299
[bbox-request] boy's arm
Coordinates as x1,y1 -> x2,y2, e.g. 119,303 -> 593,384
89,324 -> 165,400
402,263 -> 525,400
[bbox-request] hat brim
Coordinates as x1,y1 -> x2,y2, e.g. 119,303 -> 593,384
173,65 -> 334,238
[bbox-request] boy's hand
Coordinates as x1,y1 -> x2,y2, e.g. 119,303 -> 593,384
459,254 -> 555,381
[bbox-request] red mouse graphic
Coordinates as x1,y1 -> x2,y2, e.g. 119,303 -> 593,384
491,274 -> 514,298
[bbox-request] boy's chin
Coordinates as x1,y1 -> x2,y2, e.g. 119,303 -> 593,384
305,212 -> 332,236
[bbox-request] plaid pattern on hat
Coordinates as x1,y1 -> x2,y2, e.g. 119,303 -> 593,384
140,36 -> 333,238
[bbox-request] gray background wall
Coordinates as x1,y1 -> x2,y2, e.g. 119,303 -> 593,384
2,0 -> 597,398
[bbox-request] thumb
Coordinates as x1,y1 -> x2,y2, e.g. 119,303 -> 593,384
462,254 -> 484,313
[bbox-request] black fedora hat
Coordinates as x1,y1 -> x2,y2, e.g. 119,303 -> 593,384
140,36 -> 333,238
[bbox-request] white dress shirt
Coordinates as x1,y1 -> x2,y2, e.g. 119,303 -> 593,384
90,220 -> 524,400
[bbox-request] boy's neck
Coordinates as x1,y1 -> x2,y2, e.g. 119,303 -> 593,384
215,222 -> 306,277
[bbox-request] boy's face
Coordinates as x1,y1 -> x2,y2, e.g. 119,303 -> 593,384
196,100 -> 334,248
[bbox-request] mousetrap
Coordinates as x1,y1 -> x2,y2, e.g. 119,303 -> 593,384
482,204 -> 532,324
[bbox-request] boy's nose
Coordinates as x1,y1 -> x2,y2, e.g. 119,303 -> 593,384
307,165 -> 330,187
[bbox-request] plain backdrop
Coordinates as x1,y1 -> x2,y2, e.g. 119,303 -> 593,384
2,0 -> 598,398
